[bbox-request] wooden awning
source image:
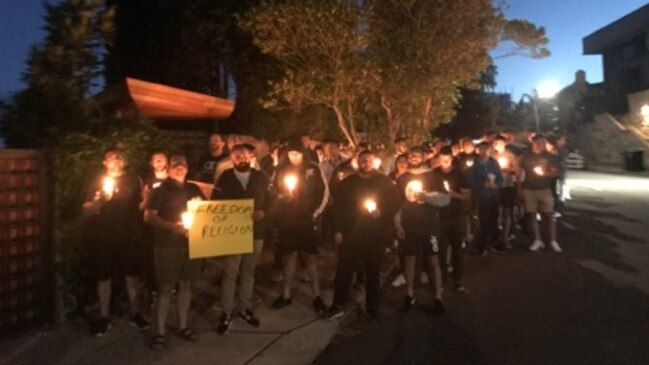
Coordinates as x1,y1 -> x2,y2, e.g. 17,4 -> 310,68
125,78 -> 234,119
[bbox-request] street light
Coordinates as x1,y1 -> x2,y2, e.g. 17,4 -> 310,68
521,81 -> 560,132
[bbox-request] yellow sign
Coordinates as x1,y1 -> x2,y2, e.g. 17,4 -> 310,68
187,199 -> 254,259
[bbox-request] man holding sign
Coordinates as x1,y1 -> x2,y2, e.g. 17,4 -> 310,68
144,155 -> 205,351
211,144 -> 270,335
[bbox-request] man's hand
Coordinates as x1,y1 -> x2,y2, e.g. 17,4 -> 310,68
252,210 -> 265,222
171,223 -> 188,236
369,208 -> 381,219
484,181 -> 497,189
334,232 -> 344,245
414,191 -> 426,202
395,225 -> 405,240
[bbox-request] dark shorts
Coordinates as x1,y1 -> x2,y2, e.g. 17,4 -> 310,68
401,232 -> 440,257
88,235 -> 144,281
154,245 -> 202,288
277,225 -> 320,256
500,187 -> 517,208
439,218 -> 465,249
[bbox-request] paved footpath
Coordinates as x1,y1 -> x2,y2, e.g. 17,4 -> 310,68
0,246 -> 356,365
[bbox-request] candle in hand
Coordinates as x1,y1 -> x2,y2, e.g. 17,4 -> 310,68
534,166 -> 544,176
284,174 -> 298,194
102,176 -> 115,197
373,158 -> 382,170
409,180 -> 423,193
466,159 -> 474,168
181,212 -> 194,230
498,157 -> 509,169
152,182 -> 161,189
444,180 -> 451,192
364,199 -> 377,213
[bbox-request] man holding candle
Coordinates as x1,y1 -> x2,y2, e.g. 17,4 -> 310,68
492,136 -> 520,248
82,148 -> 149,337
211,144 -> 270,334
270,139 -> 329,313
434,147 -> 471,291
395,146 -> 450,314
519,134 -> 562,252
144,154 -> 205,350
468,142 -> 504,256
324,150 -> 400,320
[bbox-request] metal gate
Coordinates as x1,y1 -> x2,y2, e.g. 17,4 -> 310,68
0,149 -> 52,336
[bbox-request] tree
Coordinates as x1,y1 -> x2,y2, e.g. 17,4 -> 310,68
240,0 -> 371,145
0,0 -> 113,147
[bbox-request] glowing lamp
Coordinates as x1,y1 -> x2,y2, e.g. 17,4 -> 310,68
181,212 -> 194,230
364,199 -> 377,213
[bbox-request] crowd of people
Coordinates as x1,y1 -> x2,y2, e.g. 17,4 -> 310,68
81,129 -> 570,351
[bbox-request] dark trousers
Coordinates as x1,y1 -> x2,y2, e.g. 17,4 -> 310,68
332,237 -> 384,313
476,194 -> 500,251
440,217 -> 466,282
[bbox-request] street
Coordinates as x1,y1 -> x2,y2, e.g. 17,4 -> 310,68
314,170 -> 649,365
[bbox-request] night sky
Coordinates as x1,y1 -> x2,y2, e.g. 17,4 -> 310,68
1,0 -> 648,100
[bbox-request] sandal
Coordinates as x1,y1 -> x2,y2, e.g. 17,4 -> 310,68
177,327 -> 198,342
150,335 -> 166,352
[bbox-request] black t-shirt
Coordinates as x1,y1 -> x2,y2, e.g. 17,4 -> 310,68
396,170 -> 441,234
433,167 -> 469,219
458,152 -> 478,173
520,151 -> 556,190
197,153 -> 228,183
147,179 -> 205,246
84,173 -> 143,241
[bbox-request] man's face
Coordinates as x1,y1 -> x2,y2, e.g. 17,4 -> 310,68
463,141 -> 475,154
231,149 -> 252,172
358,153 -> 375,174
168,162 -> 188,181
209,134 -> 225,153
324,142 -> 339,158
226,134 -> 241,150
103,152 -> 125,174
439,154 -> 453,171
288,150 -> 303,165
396,141 -> 408,154
477,145 -> 491,159
493,140 -> 506,153
533,138 -> 546,152
407,152 -> 424,168
150,153 -> 168,172
301,135 -> 311,148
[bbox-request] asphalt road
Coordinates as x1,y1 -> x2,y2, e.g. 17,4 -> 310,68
314,170 -> 649,365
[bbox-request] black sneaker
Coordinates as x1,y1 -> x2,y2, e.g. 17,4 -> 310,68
323,306 -> 344,321
272,295 -> 292,309
402,296 -> 416,313
432,299 -> 445,316
454,279 -> 467,292
216,314 -> 232,335
130,312 -> 150,331
313,296 -> 326,314
238,309 -> 260,328
92,317 -> 111,337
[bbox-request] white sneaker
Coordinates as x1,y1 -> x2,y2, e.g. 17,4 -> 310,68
549,241 -> 563,253
554,212 -> 562,218
420,272 -> 429,285
391,274 -> 406,287
529,239 -> 545,251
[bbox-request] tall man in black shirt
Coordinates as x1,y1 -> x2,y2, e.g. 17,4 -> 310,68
211,144 -> 270,334
82,149 -> 149,336
325,150 -> 400,320
145,155 -> 205,350
396,147 -> 450,314
197,132 -> 228,183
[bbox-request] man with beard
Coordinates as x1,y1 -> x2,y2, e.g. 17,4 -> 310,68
197,132 -> 228,183
270,139 -> 329,314
396,146 -> 450,314
82,148 -> 149,336
211,144 -> 270,334
324,150 -> 400,320
433,147 -> 471,291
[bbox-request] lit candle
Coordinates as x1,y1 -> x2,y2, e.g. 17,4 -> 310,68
364,199 -> 377,213
465,159 -> 474,168
152,182 -> 161,189
373,158 -> 382,170
406,180 -> 424,203
284,174 -> 298,194
102,176 -> 115,197
534,166 -> 544,176
444,180 -> 451,192
181,212 -> 194,230
497,157 -> 509,169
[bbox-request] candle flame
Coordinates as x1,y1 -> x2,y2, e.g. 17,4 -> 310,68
364,199 -> 377,213
373,158 -> 382,170
498,157 -> 509,168
102,176 -> 115,196
534,166 -> 544,176
466,160 -> 474,167
444,181 -> 450,192
152,182 -> 161,189
408,180 -> 423,193
181,212 -> 194,229
284,174 -> 298,192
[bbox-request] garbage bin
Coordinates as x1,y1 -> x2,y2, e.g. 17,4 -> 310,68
623,149 -> 645,171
